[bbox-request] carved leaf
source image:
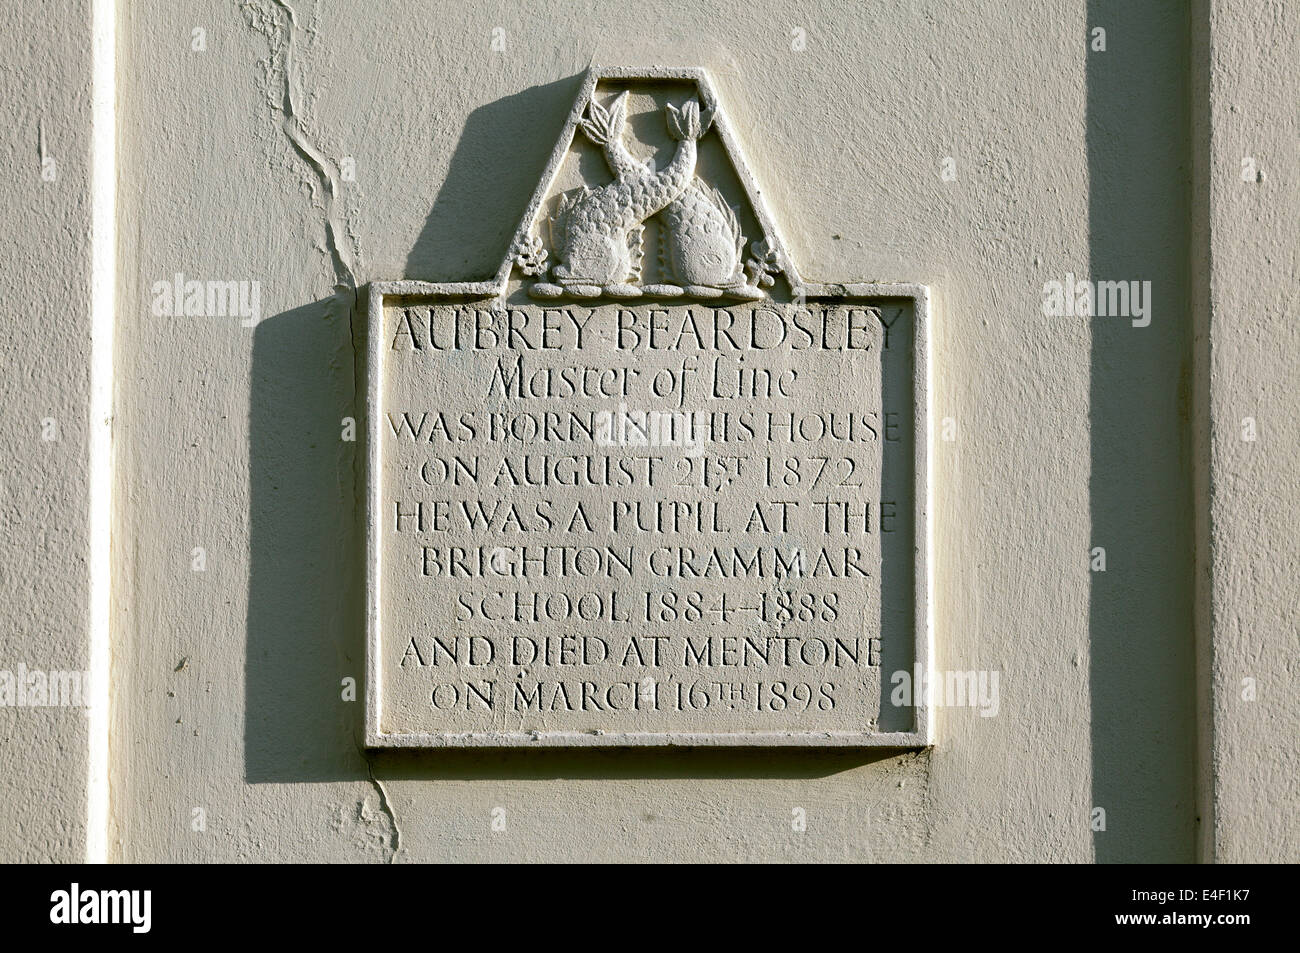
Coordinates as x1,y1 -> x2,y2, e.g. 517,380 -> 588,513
607,92 -> 627,137
705,184 -> 739,243
580,96 -> 619,146
511,233 -> 548,277
744,237 -> 780,288
665,103 -> 681,139
666,99 -> 708,141
550,190 -> 580,250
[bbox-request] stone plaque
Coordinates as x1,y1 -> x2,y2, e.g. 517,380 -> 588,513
366,68 -> 930,746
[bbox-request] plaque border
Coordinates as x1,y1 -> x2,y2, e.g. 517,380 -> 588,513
364,281 -> 932,748
364,66 -> 932,748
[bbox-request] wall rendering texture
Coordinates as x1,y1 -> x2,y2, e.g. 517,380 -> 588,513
0,0 -> 93,864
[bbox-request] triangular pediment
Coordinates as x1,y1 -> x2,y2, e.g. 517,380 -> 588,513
482,67 -> 803,302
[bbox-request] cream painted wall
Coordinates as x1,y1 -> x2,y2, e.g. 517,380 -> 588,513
1,0 -> 1292,863
0,0 -> 93,863
1202,0 -> 1299,864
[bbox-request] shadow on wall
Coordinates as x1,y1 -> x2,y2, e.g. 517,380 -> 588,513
1086,0 -> 1197,861
245,76 -> 906,786
404,74 -> 584,282
245,294 -> 365,785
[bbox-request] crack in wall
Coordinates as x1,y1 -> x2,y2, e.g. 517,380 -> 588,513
243,0 -> 390,861
242,0 -> 364,458
356,735 -> 403,863
366,771 -> 403,863
242,0 -> 360,294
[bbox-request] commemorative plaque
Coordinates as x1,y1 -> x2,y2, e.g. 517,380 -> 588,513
366,68 -> 930,746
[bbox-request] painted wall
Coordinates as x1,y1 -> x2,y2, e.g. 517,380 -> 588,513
0,0 -> 93,864
1,0 -> 1293,863
1201,0 -> 1299,864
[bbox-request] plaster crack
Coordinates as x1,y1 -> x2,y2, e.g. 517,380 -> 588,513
242,0 -> 359,294
353,732 -> 403,863
243,0 -> 364,616
364,760 -> 403,864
